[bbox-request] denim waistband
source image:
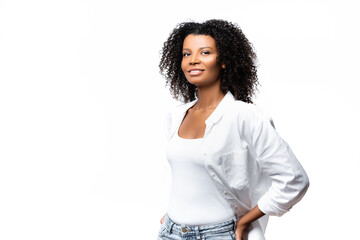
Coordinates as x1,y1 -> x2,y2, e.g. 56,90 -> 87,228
163,213 -> 237,239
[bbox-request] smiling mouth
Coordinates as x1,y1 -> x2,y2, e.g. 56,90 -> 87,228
188,69 -> 204,76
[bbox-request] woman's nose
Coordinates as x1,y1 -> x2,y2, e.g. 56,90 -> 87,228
190,55 -> 200,64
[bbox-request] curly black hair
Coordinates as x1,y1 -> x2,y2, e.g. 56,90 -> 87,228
159,19 -> 259,104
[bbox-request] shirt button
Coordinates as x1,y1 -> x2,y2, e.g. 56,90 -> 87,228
223,191 -> 227,195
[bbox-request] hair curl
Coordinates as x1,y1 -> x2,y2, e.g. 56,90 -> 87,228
159,19 -> 259,103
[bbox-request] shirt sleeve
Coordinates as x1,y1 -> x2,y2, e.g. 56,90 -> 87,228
245,106 -> 310,216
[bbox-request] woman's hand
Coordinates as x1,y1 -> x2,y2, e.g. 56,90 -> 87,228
234,205 -> 265,240
234,222 -> 250,240
160,214 -> 166,224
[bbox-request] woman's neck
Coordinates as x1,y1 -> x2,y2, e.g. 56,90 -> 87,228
194,83 -> 225,110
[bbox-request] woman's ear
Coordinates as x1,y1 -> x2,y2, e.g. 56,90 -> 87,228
221,63 -> 226,69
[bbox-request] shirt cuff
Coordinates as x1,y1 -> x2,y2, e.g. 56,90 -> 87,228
257,189 -> 290,217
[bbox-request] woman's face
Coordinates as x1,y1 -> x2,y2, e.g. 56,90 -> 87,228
181,34 -> 224,88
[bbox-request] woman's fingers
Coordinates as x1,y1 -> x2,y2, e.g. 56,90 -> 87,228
160,214 -> 165,224
235,225 -> 249,240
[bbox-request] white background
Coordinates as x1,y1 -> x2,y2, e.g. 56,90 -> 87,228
1,0 -> 359,239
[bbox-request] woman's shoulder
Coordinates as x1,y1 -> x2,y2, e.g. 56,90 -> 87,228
229,99 -> 264,116
167,100 -> 196,116
229,100 -> 275,128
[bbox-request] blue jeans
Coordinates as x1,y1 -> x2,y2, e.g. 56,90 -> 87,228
157,214 -> 237,240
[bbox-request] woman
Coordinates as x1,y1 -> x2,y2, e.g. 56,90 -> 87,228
157,19 -> 309,240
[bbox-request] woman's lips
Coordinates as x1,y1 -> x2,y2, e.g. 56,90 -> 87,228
188,69 -> 204,76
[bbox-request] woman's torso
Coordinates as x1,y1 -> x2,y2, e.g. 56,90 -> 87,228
166,125 -> 235,225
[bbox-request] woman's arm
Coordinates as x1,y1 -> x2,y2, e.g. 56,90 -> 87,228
242,107 -> 310,217
235,106 -> 309,239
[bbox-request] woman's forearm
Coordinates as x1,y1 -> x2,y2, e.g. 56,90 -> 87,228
237,205 -> 265,227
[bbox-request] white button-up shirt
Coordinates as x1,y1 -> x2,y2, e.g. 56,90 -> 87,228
164,91 -> 309,239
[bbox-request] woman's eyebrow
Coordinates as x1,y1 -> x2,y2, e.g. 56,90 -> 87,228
182,47 -> 214,50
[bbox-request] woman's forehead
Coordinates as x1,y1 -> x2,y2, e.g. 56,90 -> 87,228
183,34 -> 217,50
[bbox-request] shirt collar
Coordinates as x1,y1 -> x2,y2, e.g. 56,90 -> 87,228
170,91 -> 235,138
205,90 -> 235,126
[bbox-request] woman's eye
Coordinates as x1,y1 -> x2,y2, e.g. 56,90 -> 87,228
202,51 -> 210,55
183,53 -> 190,57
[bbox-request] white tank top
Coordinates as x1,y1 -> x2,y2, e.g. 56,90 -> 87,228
166,130 -> 235,225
